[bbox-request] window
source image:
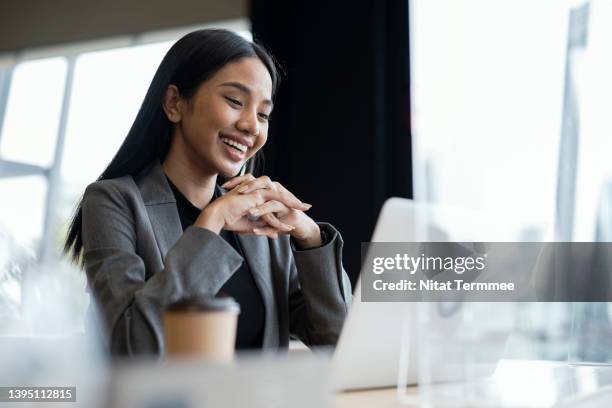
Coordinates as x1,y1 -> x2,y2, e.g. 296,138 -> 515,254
0,20 -> 250,255
0,58 -> 67,167
411,0 -> 567,240
411,0 -> 612,363
59,41 -> 174,230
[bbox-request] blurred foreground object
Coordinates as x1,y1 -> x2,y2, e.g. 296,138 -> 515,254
0,227 -> 109,408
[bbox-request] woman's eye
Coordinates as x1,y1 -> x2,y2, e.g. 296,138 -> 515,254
225,97 -> 243,107
258,113 -> 270,121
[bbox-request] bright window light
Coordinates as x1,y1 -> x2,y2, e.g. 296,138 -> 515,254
0,58 -> 67,167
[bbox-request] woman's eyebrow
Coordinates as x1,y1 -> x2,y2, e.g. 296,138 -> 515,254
219,81 -> 273,108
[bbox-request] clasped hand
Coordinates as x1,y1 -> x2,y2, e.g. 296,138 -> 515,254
197,174 -> 322,249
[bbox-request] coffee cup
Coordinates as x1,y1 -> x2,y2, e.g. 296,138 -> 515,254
164,296 -> 240,361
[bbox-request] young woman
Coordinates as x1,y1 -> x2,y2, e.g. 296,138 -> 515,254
64,29 -> 351,357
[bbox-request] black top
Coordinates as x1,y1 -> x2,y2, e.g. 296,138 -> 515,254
166,178 -> 265,349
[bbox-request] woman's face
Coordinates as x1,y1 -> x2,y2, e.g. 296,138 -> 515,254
173,57 -> 273,178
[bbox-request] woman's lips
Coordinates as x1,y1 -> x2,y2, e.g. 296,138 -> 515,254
219,137 -> 246,162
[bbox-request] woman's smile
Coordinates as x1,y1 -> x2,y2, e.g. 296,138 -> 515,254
219,135 -> 248,162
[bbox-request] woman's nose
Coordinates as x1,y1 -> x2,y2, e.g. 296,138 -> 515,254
236,110 -> 260,136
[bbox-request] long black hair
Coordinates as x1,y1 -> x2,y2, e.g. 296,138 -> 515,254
64,29 -> 281,263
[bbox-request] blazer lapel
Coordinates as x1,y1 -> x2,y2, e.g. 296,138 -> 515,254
136,162 -> 183,258
146,203 -> 184,258
237,233 -> 279,348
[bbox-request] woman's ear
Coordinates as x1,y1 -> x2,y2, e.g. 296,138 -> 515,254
162,85 -> 182,123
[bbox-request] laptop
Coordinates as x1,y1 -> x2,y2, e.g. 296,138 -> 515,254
330,198 -> 521,391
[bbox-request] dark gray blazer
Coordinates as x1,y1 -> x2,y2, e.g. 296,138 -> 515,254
81,162 -> 351,357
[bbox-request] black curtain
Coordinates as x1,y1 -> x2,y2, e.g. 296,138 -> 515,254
251,0 -> 412,288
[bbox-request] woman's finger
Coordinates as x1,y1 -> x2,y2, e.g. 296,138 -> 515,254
221,173 -> 255,190
253,226 -> 280,239
237,177 -> 311,211
248,199 -> 291,218
247,218 -> 269,229
258,189 -> 312,211
272,182 -> 308,208
248,199 -> 291,230
261,212 -> 294,232
235,175 -> 275,193
233,218 -> 269,235
269,181 -> 312,211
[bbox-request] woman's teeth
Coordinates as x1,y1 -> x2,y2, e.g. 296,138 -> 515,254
221,137 -> 247,153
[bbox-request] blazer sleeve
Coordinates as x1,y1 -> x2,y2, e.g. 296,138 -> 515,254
81,180 -> 243,357
288,222 -> 352,347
